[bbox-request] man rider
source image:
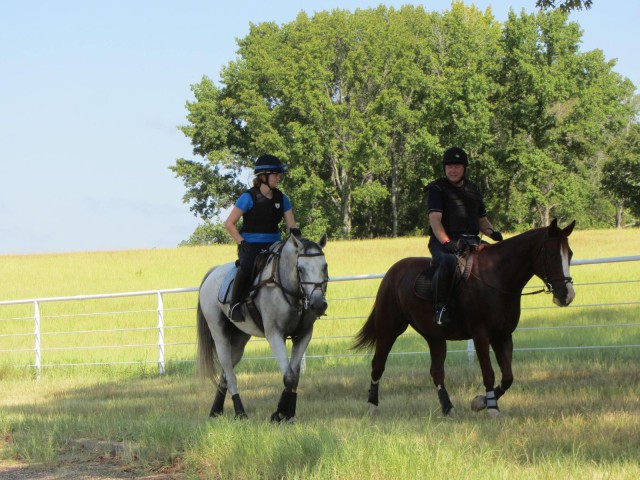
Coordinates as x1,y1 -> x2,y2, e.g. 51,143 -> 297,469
425,147 -> 503,326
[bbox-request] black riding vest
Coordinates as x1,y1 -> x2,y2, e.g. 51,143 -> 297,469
427,177 -> 484,237
240,186 -> 285,234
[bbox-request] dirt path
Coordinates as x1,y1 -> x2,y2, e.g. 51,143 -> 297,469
0,460 -> 183,479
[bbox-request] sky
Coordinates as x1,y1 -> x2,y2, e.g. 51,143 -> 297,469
1,1 -> 638,256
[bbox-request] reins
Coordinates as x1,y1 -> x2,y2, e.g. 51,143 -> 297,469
462,236 -> 572,297
252,240 -> 328,310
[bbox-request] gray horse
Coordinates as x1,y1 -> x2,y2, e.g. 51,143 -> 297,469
197,233 -> 328,422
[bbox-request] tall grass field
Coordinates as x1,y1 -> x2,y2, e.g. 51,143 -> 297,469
0,228 -> 639,479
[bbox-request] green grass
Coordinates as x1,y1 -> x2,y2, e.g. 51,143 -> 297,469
0,229 -> 639,478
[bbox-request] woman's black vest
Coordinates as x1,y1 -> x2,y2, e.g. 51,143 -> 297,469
429,177 -> 483,237
240,186 -> 285,234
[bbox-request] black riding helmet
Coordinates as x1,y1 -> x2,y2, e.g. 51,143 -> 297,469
254,154 -> 287,175
442,147 -> 468,167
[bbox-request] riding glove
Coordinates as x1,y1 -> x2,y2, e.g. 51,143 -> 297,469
290,227 -> 302,238
238,240 -> 252,254
443,241 -> 459,254
489,230 -> 503,242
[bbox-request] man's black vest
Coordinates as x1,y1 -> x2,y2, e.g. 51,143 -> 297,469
240,186 -> 285,234
428,177 -> 483,237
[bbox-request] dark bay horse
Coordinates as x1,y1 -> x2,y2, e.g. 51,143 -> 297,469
353,219 -> 575,416
197,234 -> 328,422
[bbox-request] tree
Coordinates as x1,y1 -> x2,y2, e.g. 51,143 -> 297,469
174,4 -> 636,242
178,221 -> 234,246
601,125 -> 640,227
536,1 -> 593,12
490,8 -> 635,229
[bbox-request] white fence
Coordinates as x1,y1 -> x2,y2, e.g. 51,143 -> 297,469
1,255 -> 639,377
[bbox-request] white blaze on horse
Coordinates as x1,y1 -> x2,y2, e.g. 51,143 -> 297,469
197,233 -> 328,422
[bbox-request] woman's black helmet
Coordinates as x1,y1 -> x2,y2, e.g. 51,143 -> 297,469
254,154 -> 287,174
442,147 -> 469,167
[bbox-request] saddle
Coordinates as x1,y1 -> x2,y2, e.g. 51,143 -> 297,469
413,246 -> 483,301
218,250 -> 272,330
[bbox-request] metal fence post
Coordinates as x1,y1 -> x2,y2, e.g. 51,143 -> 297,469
157,292 -> 165,375
34,300 -> 41,379
467,339 -> 475,365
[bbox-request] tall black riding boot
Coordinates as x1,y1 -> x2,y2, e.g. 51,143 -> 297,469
228,268 -> 251,322
432,256 -> 456,326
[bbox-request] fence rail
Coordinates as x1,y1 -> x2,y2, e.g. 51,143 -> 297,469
1,255 -> 639,377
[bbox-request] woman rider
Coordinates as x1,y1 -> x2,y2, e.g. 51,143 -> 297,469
224,154 -> 300,322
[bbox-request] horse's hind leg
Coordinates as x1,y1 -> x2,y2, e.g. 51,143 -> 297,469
368,320 -> 407,411
209,373 -> 227,417
215,331 -> 251,419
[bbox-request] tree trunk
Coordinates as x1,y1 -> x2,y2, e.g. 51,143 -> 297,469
614,200 -> 624,228
391,152 -> 398,238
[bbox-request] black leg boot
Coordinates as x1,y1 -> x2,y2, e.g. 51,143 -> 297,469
432,256 -> 456,326
228,268 -> 251,322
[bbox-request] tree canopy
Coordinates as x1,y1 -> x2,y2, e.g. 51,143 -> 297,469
173,3 -> 637,244
536,1 -> 593,12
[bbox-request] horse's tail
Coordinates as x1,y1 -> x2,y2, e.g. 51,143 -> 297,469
196,294 -> 217,383
353,307 -> 377,351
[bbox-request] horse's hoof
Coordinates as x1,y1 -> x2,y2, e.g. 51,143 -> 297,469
486,408 -> 502,418
367,403 -> 379,417
444,407 -> 456,418
209,411 -> 223,419
270,411 -> 283,423
471,395 -> 487,412
286,416 -> 296,424
235,412 -> 248,420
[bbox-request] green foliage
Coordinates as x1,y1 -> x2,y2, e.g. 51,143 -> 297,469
174,3 -> 638,242
602,124 -> 640,227
536,0 -> 593,12
178,221 -> 234,246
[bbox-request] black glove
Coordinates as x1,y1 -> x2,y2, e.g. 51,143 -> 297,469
443,241 -> 459,254
238,240 -> 251,254
290,227 -> 302,238
489,230 -> 503,242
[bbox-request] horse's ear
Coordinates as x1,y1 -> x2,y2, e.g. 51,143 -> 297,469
289,233 -> 303,248
318,233 -> 327,249
562,220 -> 576,237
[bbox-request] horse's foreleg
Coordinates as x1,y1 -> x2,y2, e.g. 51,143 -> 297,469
427,338 -> 454,416
491,334 -> 514,395
266,332 -> 299,423
471,333 -> 500,416
270,330 -> 313,423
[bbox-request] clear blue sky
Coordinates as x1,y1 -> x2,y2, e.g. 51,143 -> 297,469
1,1 -> 637,255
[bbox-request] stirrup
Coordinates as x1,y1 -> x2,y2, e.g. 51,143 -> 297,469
434,306 -> 450,326
229,303 -> 244,322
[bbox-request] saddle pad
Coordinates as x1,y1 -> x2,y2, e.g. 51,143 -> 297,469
218,266 -> 237,304
414,265 -> 436,301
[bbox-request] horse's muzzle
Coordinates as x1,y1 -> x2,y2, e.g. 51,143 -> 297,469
309,295 -> 328,316
553,282 -> 575,307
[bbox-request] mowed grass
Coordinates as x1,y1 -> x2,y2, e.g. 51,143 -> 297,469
0,228 -> 639,479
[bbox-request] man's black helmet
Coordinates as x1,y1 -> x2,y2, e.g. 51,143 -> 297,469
442,147 -> 469,167
254,154 -> 287,174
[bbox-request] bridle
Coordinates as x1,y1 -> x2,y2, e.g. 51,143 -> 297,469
255,241 -> 328,309
531,236 -> 573,295
465,234 -> 572,297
